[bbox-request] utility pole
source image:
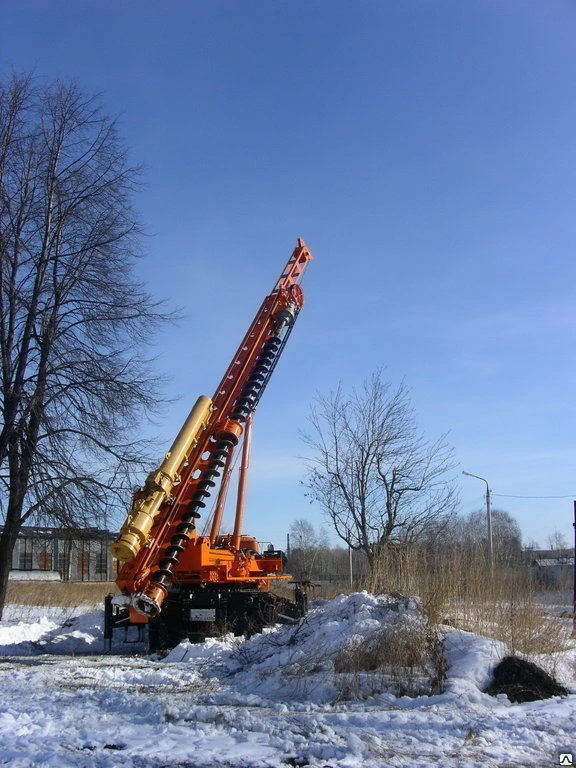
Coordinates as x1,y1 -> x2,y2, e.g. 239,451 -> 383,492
463,471 -> 494,573
349,543 -> 353,589
572,501 -> 576,638
487,483 -> 493,571
346,528 -> 353,589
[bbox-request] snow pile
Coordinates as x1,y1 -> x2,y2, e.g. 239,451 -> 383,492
165,592 -> 444,704
0,609 -> 105,655
0,614 -> 60,648
8,570 -> 61,581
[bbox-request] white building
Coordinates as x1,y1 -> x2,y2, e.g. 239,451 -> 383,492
7,526 -> 118,581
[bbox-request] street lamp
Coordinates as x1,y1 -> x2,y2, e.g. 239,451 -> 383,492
462,471 -> 493,572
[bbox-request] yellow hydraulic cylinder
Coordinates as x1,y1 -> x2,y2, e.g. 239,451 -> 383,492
110,395 -> 213,562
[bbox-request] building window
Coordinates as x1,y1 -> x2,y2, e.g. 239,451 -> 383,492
18,538 -> 34,570
95,553 -> 107,579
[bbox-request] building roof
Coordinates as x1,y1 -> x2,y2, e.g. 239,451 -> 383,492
532,556 -> 575,567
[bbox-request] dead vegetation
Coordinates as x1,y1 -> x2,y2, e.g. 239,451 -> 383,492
228,595 -> 448,702
271,580 -> 348,603
363,543 -> 573,657
6,581 -> 118,609
334,622 -> 447,698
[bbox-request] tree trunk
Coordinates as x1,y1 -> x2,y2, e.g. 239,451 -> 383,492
0,505 -> 23,620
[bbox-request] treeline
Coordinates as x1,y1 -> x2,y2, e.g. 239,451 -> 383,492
285,508 -> 525,586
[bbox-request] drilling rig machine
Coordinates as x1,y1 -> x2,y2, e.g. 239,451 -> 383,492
105,239 -> 313,652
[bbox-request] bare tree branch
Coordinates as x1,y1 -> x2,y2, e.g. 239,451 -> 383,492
0,73 -> 174,617
301,370 -> 459,567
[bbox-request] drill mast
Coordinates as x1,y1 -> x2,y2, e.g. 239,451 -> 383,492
111,239 -> 313,623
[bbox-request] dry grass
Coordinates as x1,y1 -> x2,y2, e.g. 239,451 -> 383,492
363,544 -> 574,657
334,621 -> 447,698
6,581 -> 118,609
271,579 -> 350,602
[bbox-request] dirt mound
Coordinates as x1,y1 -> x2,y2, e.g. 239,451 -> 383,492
484,656 -> 569,703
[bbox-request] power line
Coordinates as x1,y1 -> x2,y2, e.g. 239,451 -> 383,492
492,493 -> 576,500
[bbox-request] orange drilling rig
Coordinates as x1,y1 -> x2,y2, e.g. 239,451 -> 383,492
104,239 -> 313,651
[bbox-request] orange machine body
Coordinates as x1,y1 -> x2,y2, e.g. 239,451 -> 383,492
113,239 -> 312,621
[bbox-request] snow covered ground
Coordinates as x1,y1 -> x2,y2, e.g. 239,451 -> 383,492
0,592 -> 575,767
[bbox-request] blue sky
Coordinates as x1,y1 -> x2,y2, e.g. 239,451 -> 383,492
3,1 -> 576,548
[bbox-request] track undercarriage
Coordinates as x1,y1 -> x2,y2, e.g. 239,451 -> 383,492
105,583 -> 308,653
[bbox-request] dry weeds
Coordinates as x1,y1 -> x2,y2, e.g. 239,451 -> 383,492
6,581 -> 118,609
334,618 -> 447,699
363,543 -> 573,658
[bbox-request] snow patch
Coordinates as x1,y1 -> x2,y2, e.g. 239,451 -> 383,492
0,592 -> 574,767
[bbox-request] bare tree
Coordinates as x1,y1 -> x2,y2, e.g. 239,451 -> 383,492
301,371 -> 458,567
523,538 -> 540,553
459,509 -> 522,566
288,518 -> 321,579
547,530 -> 569,552
0,73 -> 170,617
547,530 -> 571,564
290,519 -> 319,550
